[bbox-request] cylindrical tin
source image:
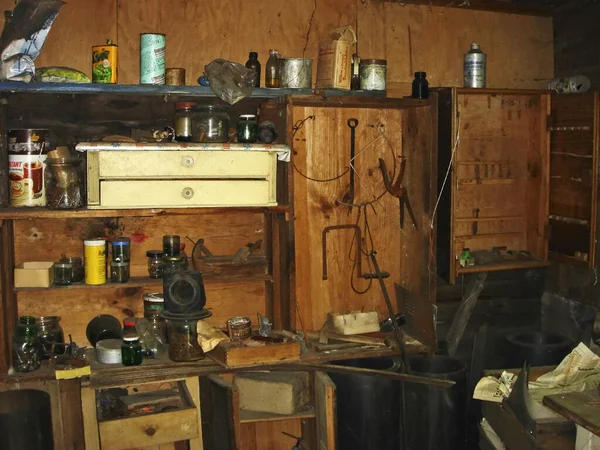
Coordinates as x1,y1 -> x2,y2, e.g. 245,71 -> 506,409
280,58 -> 313,89
166,68 -> 185,86
548,75 -> 591,94
140,33 -> 166,85
464,43 -> 486,88
84,238 -> 106,285
96,339 -> 123,364
226,316 -> 252,341
8,129 -> 49,207
359,59 -> 387,91
92,39 -> 118,84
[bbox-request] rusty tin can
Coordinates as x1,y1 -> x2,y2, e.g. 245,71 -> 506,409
166,68 -> 186,86
92,39 -> 118,84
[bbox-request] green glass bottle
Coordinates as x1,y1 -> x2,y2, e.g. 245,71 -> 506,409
121,335 -> 143,366
12,316 -> 41,372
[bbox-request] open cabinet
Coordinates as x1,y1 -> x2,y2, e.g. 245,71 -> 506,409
437,89 -> 599,284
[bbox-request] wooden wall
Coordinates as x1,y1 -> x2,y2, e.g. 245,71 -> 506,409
0,0 -> 553,94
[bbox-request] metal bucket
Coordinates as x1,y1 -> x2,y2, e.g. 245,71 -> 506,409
280,58 -> 312,89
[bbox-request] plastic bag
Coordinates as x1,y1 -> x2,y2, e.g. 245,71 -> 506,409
36,66 -> 90,83
205,58 -> 256,105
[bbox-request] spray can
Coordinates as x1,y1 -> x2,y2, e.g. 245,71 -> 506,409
464,43 -> 486,88
92,39 -> 118,83
140,33 -> 166,85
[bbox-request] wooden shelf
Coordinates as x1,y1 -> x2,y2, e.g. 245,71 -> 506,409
457,259 -> 552,275
239,407 -> 316,424
0,205 -> 289,220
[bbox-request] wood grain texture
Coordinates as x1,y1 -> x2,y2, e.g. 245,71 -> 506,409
543,389 -> 600,437
315,371 -> 336,450
81,385 -> 101,450
0,220 -> 16,372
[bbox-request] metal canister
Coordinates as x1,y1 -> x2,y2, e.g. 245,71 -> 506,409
548,75 -> 591,94
166,68 -> 186,86
84,238 -> 107,285
8,129 -> 49,207
140,33 -> 166,85
92,39 -> 118,84
359,59 -> 387,91
280,58 -> 313,89
464,43 -> 486,88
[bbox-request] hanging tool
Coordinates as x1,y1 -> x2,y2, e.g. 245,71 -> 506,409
341,118 -> 359,211
282,431 -> 307,450
378,158 -> 418,230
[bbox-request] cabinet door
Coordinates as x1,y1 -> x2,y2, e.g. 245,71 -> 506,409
548,93 -> 599,268
200,376 -> 240,450
315,371 -> 336,450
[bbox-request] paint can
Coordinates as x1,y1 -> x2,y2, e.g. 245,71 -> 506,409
166,68 -> 186,85
92,39 -> 118,84
84,238 -> 107,285
280,58 -> 313,89
140,33 -> 166,85
547,75 -> 591,94
464,43 -> 486,88
8,129 -> 49,207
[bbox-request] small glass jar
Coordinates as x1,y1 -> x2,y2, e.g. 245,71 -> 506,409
193,105 -> 230,143
237,115 -> 258,143
12,316 -> 41,372
359,59 -> 387,91
162,255 -> 186,277
121,335 -> 143,366
411,71 -> 429,100
112,237 -> 130,262
174,102 -> 197,142
162,235 -> 181,257
143,292 -> 165,316
167,318 -> 204,361
54,262 -> 73,286
36,316 -> 65,359
137,312 -> 168,355
44,157 -> 84,209
110,261 -> 130,283
60,256 -> 84,282
147,250 -> 164,279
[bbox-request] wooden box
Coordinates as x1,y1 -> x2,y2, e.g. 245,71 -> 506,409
86,148 -> 278,209
209,340 -> 301,368
437,89 -> 600,283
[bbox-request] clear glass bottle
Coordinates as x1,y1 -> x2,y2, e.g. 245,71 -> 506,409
265,49 -> 280,88
174,102 -> 197,142
167,318 -> 205,361
12,316 -> 41,372
54,262 -> 73,286
121,335 -> 143,366
237,114 -> 258,143
146,250 -> 164,279
36,316 -> 64,359
411,71 -> 429,99
245,52 -> 261,88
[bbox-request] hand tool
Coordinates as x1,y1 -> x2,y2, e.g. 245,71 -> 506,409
306,329 -> 388,347
378,157 -> 418,229
341,118 -> 359,211
282,431 -> 307,450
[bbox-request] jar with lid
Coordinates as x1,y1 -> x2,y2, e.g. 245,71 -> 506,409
36,316 -> 64,359
411,71 -> 429,99
265,49 -> 280,88
121,335 -> 143,366
60,256 -> 84,282
44,157 -> 84,209
54,262 -> 73,286
137,312 -> 167,355
192,105 -> 230,143
143,292 -> 165,316
245,52 -> 261,88
146,250 -> 164,279
162,255 -> 186,277
110,261 -> 130,283
237,115 -> 258,143
174,102 -> 197,142
111,237 -> 130,262
12,316 -> 41,372
359,59 -> 387,91
123,317 -> 137,335
167,317 -> 205,361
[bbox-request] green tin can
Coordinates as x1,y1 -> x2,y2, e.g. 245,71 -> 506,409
140,33 -> 166,85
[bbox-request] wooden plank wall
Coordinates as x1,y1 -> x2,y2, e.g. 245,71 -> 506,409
0,0 -> 553,94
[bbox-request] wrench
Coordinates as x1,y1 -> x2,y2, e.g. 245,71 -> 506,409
342,118 -> 359,211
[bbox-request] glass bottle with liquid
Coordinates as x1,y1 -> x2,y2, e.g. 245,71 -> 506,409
265,49 -> 280,88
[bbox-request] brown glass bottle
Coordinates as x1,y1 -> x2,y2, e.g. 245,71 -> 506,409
265,49 -> 280,88
245,52 -> 261,88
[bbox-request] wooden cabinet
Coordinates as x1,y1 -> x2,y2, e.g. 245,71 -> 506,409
436,89 -> 599,284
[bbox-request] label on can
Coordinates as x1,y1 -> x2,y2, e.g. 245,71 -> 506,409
92,43 -> 118,84
140,34 -> 166,85
85,240 -> 107,285
9,153 -> 47,207
464,58 -> 486,88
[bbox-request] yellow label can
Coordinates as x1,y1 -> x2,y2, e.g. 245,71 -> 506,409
92,39 -> 118,84
84,239 -> 107,285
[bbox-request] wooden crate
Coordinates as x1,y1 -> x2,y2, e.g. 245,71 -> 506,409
209,340 -> 301,368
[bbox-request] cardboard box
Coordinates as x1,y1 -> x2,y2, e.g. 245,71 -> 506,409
234,372 -> 309,415
316,26 -> 356,90
14,262 -> 55,287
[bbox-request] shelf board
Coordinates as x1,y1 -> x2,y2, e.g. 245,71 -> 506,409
239,407 -> 316,424
0,205 -> 289,220
457,259 -> 552,275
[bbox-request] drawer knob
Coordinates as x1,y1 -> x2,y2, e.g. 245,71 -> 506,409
182,187 -> 195,199
145,427 -> 156,436
182,155 -> 195,167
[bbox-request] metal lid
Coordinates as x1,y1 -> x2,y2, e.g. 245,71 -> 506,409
414,71 -> 427,77
239,114 -> 256,119
249,52 -> 258,58
122,335 -> 140,342
55,262 -> 72,269
60,256 -> 82,263
162,255 -> 185,262
360,59 -> 387,66
84,238 -> 106,246
110,261 -> 129,267
143,293 -> 164,303
175,102 -> 197,110
146,250 -> 163,258
269,49 -> 278,54
112,238 -> 130,246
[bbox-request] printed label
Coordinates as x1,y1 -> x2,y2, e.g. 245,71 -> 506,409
9,154 -> 47,207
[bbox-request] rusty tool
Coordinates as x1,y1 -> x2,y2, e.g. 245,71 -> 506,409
378,158 -> 417,230
306,329 -> 388,347
341,118 -> 359,211
315,342 -> 365,352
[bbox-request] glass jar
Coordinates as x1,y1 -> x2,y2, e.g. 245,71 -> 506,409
54,262 -> 73,286
359,59 -> 387,91
411,71 -> 429,99
167,318 -> 205,361
12,316 -> 41,372
121,335 -> 143,366
237,115 -> 258,143
162,255 -> 186,277
44,157 -> 84,209
111,237 -> 130,262
174,102 -> 197,142
192,105 -> 230,143
137,313 -> 167,355
110,261 -> 130,283
60,256 -> 84,282
147,250 -> 164,279
143,292 -> 165,316
265,49 -> 280,88
36,316 -> 64,359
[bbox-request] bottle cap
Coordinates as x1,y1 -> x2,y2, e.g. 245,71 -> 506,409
269,49 -> 278,54
175,102 -> 197,110
249,52 -> 258,58
414,71 -> 426,78
146,250 -> 164,258
122,335 -> 139,342
239,114 -> 256,119
471,43 -> 480,49
123,317 -> 136,327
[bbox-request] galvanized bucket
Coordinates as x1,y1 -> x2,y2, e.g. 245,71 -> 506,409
280,58 -> 312,89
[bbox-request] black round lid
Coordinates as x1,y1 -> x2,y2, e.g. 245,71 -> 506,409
415,71 -> 427,78
249,52 -> 258,58
146,250 -> 164,258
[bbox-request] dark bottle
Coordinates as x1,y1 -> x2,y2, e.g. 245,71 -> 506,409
265,49 -> 280,88
351,53 -> 361,90
245,52 -> 261,88
121,335 -> 143,366
412,71 -> 429,99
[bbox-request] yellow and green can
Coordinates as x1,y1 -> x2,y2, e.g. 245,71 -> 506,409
92,39 -> 118,84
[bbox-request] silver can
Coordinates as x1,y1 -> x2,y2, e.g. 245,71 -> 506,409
359,59 -> 387,91
280,58 -> 313,89
140,33 -> 166,85
464,43 -> 486,88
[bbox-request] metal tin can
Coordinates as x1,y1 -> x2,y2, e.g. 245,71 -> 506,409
140,33 -> 166,85
547,75 -> 591,94
359,59 -> 387,91
464,43 -> 486,88
92,39 -> 118,84
280,58 -> 313,89
166,68 -> 185,86
84,238 -> 106,285
8,129 -> 49,207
